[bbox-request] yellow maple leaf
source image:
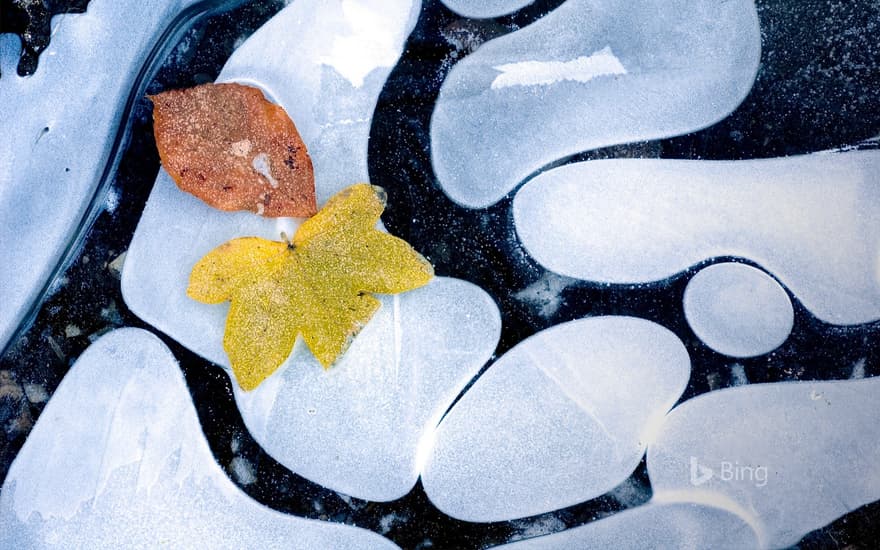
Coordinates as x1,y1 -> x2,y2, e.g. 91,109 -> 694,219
187,183 -> 434,390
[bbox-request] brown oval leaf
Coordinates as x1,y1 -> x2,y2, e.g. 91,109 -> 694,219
149,82 -> 317,217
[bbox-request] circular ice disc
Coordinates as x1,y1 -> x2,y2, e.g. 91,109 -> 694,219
684,262 -> 794,357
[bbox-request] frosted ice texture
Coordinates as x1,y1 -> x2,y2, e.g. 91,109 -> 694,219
648,377 -> 880,548
0,328 -> 398,549
441,0 -> 535,19
514,153 -> 880,325
0,0 -> 199,350
123,0 -> 503,501
431,0 -> 760,207
234,278 -> 501,501
493,503 -> 758,549
683,262 -> 794,357
421,316 -> 690,521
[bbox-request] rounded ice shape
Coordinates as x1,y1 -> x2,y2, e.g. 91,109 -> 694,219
648,377 -> 880,549
234,278 -> 501,501
493,502 -> 759,549
422,316 -> 691,521
0,329 -> 397,549
683,262 -> 793,357
431,0 -> 760,207
513,153 -> 880,325
441,0 -> 534,19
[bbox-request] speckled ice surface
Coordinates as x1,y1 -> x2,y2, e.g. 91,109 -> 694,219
0,328 -> 398,549
234,278 -> 500,501
123,0 -> 504,501
441,0 -> 534,19
514,152 -> 880,325
648,377 -> 880,549
683,263 -> 794,357
0,0 -> 199,350
430,0 -> 760,208
422,316 -> 690,521
494,502 -> 759,549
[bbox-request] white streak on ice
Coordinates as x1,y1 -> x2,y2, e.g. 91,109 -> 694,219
319,0 -> 417,88
490,47 -> 627,89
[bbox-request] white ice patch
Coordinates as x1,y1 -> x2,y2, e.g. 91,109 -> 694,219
319,0 -> 416,87
490,47 -> 627,90
648,377 -> 880,549
494,502 -> 759,549
0,329 -> 397,549
431,0 -> 760,207
0,0 -> 200,350
683,263 -> 794,357
217,0 -> 420,205
514,153 -> 880,325
421,316 -> 690,521
442,0 -> 534,19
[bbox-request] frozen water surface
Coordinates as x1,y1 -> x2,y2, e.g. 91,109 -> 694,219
683,263 -> 794,357
0,0 -> 199,350
422,316 -> 690,521
514,152 -> 880,325
123,0 -> 503,501
431,0 -> 760,207
123,173 -> 501,503
493,502 -> 758,549
441,0 -> 535,19
0,328 -> 398,549
234,278 -> 501,501
216,0 -> 421,205
648,377 -> 880,549
122,0 -> 422,369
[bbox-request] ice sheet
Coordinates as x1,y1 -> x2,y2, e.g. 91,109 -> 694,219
648,377 -> 880,548
233,278 -> 501,501
0,0 -> 199,350
215,0 -> 421,205
0,328 -> 397,549
514,153 -> 880,325
421,316 -> 690,521
431,0 -> 760,207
